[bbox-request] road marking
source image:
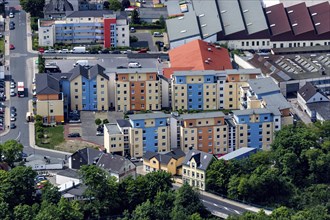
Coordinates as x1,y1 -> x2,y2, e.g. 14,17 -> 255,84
235,210 -> 240,214
213,203 -> 218,207
224,207 -> 229,210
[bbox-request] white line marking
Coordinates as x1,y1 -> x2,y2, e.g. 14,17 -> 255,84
224,207 -> 229,210
235,210 -> 240,214
213,203 -> 218,207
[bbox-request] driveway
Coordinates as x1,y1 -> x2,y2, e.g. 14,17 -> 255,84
80,111 -> 124,145
131,30 -> 158,51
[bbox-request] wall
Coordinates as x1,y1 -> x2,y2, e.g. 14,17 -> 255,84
96,75 -> 109,110
70,76 -> 83,110
38,23 -> 56,47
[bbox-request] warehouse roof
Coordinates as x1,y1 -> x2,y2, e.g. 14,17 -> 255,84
308,2 -> 330,35
286,2 -> 314,35
240,0 -> 269,34
265,3 -> 292,36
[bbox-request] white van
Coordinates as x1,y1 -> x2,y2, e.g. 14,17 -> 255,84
71,46 -> 87,54
128,62 -> 142,68
73,60 -> 89,67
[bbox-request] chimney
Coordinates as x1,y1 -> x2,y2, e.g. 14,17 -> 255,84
208,48 -> 212,52
208,58 -> 211,61
205,60 -> 209,64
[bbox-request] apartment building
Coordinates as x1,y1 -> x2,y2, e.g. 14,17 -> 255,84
38,10 -> 129,47
104,113 -> 171,158
128,113 -> 170,157
171,69 -> 262,111
232,109 -> 274,150
170,112 -> 229,155
114,68 -> 161,112
68,65 -> 109,111
182,149 -> 216,191
35,74 -> 64,125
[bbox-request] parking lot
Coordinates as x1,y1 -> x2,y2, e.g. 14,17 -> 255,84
65,111 -> 124,146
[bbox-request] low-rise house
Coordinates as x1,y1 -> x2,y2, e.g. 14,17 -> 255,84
219,147 -> 258,161
143,149 -> 185,175
96,153 -> 136,182
25,154 -> 64,170
297,82 -> 330,121
43,0 -> 74,19
182,149 -> 216,191
56,168 -> 81,185
68,147 -> 103,170
60,182 -> 87,201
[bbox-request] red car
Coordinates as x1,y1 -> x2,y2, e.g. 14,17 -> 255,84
10,44 -> 15,50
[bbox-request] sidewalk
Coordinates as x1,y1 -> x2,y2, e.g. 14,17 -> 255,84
25,13 -> 37,54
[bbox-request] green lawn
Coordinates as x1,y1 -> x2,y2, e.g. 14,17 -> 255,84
0,38 -> 4,54
36,125 -> 65,149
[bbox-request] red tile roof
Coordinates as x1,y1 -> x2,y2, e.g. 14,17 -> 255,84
308,2 -> 330,35
286,2 -> 315,35
167,39 -> 232,78
265,3 -> 292,36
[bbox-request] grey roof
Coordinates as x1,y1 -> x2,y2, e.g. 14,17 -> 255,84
182,149 -> 215,171
128,112 -> 169,120
25,154 -> 63,165
263,93 -> 292,110
107,68 -> 158,74
57,168 -> 80,179
71,147 -> 103,165
143,149 -> 185,163
233,108 -> 272,116
96,153 -> 136,174
61,183 -> 87,197
216,0 -> 246,35
225,69 -> 262,75
44,0 -> 73,13
173,70 -> 221,76
36,74 -> 60,95
248,77 -> 280,95
117,119 -> 132,128
219,147 -> 257,161
179,111 -> 225,120
66,10 -> 114,18
166,0 -> 182,15
307,102 -> 330,121
139,7 -> 168,20
88,64 -> 108,80
191,0 -> 222,38
166,12 -> 200,42
239,0 -> 269,34
105,123 -> 122,135
69,65 -> 88,81
298,82 -> 321,102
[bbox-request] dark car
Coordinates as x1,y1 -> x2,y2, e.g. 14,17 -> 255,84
68,133 -> 80,138
10,106 -> 16,112
111,50 -> 121,54
117,66 -> 128,69
10,123 -> 16,129
99,49 -> 110,54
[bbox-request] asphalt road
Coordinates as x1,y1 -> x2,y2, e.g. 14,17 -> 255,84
1,2 -> 69,160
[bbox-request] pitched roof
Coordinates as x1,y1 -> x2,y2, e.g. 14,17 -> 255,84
262,93 -> 292,110
298,82 -> 323,102
179,111 -> 225,120
169,39 -> 232,71
70,148 -> 103,165
36,73 -> 60,95
69,65 -> 88,81
219,147 -> 257,161
232,108 -> 272,116
57,168 -> 80,179
44,0 -> 73,13
182,149 -> 215,171
308,2 -> 330,35
88,64 -> 108,80
96,153 -> 135,174
265,3 -> 292,36
286,2 -> 315,35
144,149 -> 186,164
166,148 -> 185,160
116,119 -> 132,128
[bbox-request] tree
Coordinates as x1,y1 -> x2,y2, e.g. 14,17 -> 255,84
57,198 -> 83,220
171,184 -> 209,220
0,140 -> 24,166
144,171 -> 173,199
131,200 -> 156,220
0,201 -> 11,220
153,190 -> 175,220
206,159 -> 237,195
131,9 -> 140,24
159,15 -> 166,29
108,0 -> 121,11
41,183 -> 61,205
20,0 -> 45,17
14,204 -> 35,220
34,203 -> 61,220
121,0 -> 130,11
95,118 -> 102,126
271,206 -> 294,219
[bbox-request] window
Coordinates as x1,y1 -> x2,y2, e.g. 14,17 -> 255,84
75,95 -> 78,99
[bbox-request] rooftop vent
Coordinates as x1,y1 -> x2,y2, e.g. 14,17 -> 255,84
205,60 -> 209,64
270,24 -> 276,27
199,14 -> 205,17
180,30 -> 187,33
208,48 -> 212,51
315,23 -> 321,26
208,58 -> 212,61
312,13 -> 317,16
243,9 -> 249,13
178,17 -> 184,20
221,10 -> 227,13
292,23 -> 298,27
266,11 -> 271,14
215,45 -> 221,49
247,23 -> 252,26
201,24 -> 207,27
288,10 -> 293,13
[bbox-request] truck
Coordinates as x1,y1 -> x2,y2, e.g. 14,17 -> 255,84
26,112 -> 34,122
17,82 -> 25,97
73,60 -> 89,67
71,46 -> 87,54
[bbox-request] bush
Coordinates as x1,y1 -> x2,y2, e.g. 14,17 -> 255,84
103,119 -> 109,124
95,118 -> 102,126
130,36 -> 138,43
37,132 -> 44,139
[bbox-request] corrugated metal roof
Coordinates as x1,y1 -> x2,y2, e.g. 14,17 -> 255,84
265,3 -> 292,36
308,2 -> 330,35
286,2 -> 315,35
192,0 -> 222,38
219,147 -> 256,160
233,108 -> 272,116
239,0 -> 269,34
128,112 -> 169,120
216,0 -> 246,35
179,111 -> 225,120
248,77 -> 280,95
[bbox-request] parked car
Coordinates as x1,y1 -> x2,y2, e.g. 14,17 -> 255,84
10,21 -> 15,26
10,91 -> 16,97
117,66 -> 128,69
111,50 -> 121,54
9,12 -> 14,18
44,49 -> 56,53
153,32 -> 163,37
68,133 -> 80,138
11,112 -> 16,117
96,131 -> 104,136
10,116 -> 16,121
130,27 -> 136,33
10,123 -> 16,129
128,62 -> 142,68
10,44 -> 15,50
11,106 -> 16,112
138,49 -> 148,53
9,23 -> 15,30
58,49 -> 70,53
